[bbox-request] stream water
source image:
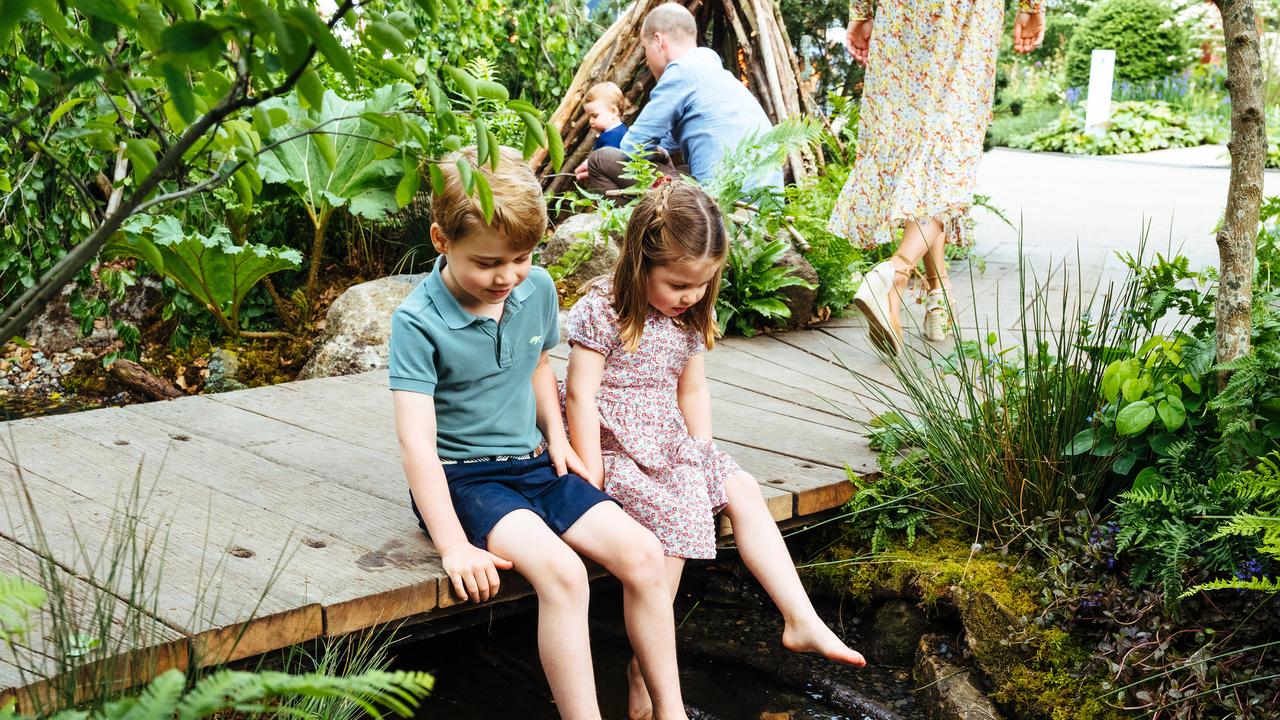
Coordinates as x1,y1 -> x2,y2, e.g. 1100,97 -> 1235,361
392,565 -> 926,719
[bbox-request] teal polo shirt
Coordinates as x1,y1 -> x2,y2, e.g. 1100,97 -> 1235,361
388,256 -> 560,460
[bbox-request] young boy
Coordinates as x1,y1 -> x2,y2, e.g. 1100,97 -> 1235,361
389,146 -> 688,720
586,81 -> 628,151
574,82 -> 629,183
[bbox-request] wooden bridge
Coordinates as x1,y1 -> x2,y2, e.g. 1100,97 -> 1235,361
0,259 -> 1026,709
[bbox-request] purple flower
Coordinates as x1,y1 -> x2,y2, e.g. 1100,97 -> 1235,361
1236,558 -> 1265,580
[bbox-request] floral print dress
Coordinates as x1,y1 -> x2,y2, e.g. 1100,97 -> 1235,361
563,283 -> 737,559
828,0 -> 1045,248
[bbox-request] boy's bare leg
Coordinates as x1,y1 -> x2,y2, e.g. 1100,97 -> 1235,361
627,557 -> 685,720
487,510 -> 602,720
562,503 -> 688,720
723,472 -> 867,666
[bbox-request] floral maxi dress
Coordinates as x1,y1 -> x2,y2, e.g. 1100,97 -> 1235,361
828,0 -> 1044,248
563,284 -> 737,559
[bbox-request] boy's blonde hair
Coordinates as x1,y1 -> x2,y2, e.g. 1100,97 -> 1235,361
432,146 -> 546,251
585,82 -> 625,113
612,179 -> 726,352
641,3 -> 696,42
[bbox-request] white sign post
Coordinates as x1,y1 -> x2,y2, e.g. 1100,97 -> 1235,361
1084,49 -> 1116,136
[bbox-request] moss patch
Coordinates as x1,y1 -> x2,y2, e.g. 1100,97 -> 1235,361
811,533 -> 1130,720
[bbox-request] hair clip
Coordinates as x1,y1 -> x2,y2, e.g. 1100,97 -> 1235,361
652,174 -> 674,188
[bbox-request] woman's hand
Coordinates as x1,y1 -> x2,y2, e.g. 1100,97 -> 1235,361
845,18 -> 872,65
1012,11 -> 1045,54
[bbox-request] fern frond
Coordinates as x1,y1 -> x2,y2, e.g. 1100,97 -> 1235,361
175,669 -> 433,720
118,667 -> 187,720
1185,575 -> 1280,596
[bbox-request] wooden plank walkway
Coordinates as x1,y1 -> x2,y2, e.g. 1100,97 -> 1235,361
0,258 -> 1051,707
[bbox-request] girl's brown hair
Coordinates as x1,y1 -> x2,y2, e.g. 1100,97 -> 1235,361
611,179 -> 727,351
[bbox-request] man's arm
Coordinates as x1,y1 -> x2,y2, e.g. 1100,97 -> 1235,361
620,64 -> 690,155
393,390 -> 512,602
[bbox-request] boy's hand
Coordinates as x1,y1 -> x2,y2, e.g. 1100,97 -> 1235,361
547,439 -> 592,482
441,543 -> 514,603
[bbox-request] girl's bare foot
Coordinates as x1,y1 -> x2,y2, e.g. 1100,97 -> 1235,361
782,617 -> 867,666
627,656 -> 654,720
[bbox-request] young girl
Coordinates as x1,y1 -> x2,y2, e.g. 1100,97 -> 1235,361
563,179 -> 865,718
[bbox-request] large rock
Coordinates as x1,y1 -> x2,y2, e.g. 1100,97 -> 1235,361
298,274 -> 424,380
777,243 -> 818,330
540,213 -> 620,291
914,633 -> 1005,720
23,277 -> 163,353
867,599 -> 929,666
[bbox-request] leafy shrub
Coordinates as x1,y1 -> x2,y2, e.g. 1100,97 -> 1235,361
1010,101 -> 1224,155
1065,0 -> 1192,88
715,236 -> 813,336
783,163 -> 866,312
861,260 -> 1145,535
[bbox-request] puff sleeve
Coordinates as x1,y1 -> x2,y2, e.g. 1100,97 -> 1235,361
565,288 -> 621,357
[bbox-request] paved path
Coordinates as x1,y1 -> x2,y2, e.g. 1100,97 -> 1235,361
973,146 -> 1279,273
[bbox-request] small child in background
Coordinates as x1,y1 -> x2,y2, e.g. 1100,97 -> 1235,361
562,179 -> 866,719
574,82 -> 629,182
586,81 -> 628,150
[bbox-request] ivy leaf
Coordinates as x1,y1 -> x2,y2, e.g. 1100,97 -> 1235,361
1066,429 -> 1094,456
1116,400 -> 1156,436
1156,396 -> 1186,431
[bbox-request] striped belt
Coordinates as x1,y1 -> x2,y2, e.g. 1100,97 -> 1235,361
439,444 -> 545,465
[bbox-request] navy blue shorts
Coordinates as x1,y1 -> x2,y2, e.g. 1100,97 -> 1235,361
409,454 -> 615,550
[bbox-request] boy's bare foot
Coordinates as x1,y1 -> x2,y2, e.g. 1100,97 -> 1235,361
627,656 -> 654,720
782,617 -> 867,667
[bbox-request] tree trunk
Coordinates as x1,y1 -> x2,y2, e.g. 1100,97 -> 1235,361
1214,0 -> 1267,369
534,0 -> 814,195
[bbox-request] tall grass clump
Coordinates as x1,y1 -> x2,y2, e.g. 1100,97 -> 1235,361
0,444 -> 431,718
856,248 -> 1165,537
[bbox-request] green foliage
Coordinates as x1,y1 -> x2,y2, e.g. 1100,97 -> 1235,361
108,214 -> 300,337
860,260 -> 1146,534
1010,101 -> 1224,155
0,0 -> 561,343
258,85 -> 423,224
0,572 -> 44,643
3,667 -> 433,720
784,163 -> 866,312
705,117 -> 822,215
1187,455 -> 1280,595
845,438 -> 936,554
715,236 -> 814,337
545,239 -> 595,283
1065,0 -> 1192,88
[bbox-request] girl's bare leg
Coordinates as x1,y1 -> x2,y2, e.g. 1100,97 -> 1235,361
722,472 -> 866,666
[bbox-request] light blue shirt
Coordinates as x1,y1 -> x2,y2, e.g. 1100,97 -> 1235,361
621,47 -> 779,188
388,257 -> 560,460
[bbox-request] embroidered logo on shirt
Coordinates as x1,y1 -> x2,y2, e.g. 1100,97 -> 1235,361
529,335 -> 542,345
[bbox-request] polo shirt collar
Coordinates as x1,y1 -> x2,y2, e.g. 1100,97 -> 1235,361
425,255 -> 534,329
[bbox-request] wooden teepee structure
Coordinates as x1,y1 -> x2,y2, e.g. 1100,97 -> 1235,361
533,0 -> 816,195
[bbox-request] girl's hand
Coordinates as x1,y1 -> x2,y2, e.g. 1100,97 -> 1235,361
440,542 -> 514,603
1012,11 -> 1045,54
845,18 -> 872,65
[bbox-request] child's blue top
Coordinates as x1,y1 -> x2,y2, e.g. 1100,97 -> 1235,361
388,256 -> 560,460
593,122 -> 629,150
620,47 -> 780,188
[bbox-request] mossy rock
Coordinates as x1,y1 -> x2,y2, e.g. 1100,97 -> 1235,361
811,534 -> 1126,720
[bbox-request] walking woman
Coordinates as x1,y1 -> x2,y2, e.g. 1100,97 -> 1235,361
834,0 -> 1045,354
